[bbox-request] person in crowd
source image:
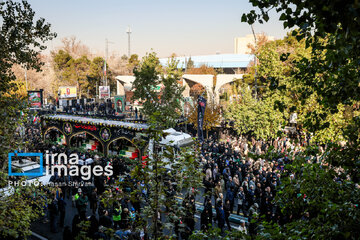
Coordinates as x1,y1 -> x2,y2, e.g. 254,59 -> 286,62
63,226 -> 73,240
214,181 -> 223,201
49,194 -> 59,233
112,202 -> 122,230
238,219 -> 247,235
224,199 -> 232,231
216,200 -> 226,234
204,197 -> 213,224
225,185 -> 235,213
76,189 -> 88,220
200,207 -> 212,231
88,215 -> 99,238
237,186 -> 246,215
121,207 -> 130,229
71,215 -> 81,238
20,106 -> 318,238
58,193 -> 67,228
129,207 -> 136,227
99,210 -> 112,228
90,188 -> 98,215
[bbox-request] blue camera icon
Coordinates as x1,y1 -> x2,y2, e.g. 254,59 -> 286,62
8,151 -> 43,177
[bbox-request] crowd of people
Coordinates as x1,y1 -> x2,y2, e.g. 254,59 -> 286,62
23,135 -> 147,239
196,132 -> 319,236
16,117 -> 144,239
15,113 -> 319,239
61,101 -> 116,115
51,99 -> 143,119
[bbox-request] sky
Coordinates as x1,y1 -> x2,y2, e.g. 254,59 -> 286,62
28,0 -> 288,58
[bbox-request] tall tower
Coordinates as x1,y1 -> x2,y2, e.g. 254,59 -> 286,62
126,26 -> 132,58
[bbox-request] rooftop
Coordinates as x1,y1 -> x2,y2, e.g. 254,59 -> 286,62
43,114 -> 149,131
159,54 -> 253,69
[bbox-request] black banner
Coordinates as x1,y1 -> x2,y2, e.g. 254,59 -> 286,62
197,96 -> 206,142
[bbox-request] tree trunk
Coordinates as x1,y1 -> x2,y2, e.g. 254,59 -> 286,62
154,142 -> 159,239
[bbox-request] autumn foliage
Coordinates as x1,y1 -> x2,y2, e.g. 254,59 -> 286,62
187,99 -> 221,137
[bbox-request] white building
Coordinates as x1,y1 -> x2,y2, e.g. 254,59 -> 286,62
234,34 -> 275,54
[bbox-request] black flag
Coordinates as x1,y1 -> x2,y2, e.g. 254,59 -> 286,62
197,95 -> 207,143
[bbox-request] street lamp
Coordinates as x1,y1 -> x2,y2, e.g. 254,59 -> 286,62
104,38 -> 114,87
251,24 -> 258,99
25,67 -> 28,91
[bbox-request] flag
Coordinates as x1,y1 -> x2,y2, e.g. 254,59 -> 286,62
197,95 -> 206,143
104,60 -> 107,76
33,116 -> 39,123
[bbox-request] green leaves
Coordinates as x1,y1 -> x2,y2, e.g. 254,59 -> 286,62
0,1 -> 56,238
241,14 -> 247,23
225,83 -> 288,139
241,0 -> 360,239
279,13 -> 287,21
51,51 -> 109,98
132,52 -> 184,129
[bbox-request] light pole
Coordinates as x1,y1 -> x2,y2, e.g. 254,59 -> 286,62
251,24 -> 258,99
25,68 -> 28,91
104,38 -> 114,87
105,38 -> 108,87
126,26 -> 132,58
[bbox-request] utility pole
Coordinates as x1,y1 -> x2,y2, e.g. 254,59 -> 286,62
126,26 -> 132,58
104,38 -> 114,87
25,68 -> 28,91
251,24 -> 258,99
105,38 -> 108,87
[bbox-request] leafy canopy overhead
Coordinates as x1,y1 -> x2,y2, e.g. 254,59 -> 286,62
242,0 -> 360,118
0,0 -> 56,92
0,0 -> 56,238
241,1 -> 360,239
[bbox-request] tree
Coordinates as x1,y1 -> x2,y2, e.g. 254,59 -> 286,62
127,54 -> 140,74
132,52 -> 184,129
71,55 -> 91,98
128,52 -> 203,238
241,0 -> 360,239
242,0 -> 360,119
187,98 -> 222,138
51,50 -> 74,95
60,36 -> 90,59
0,0 -> 56,165
0,0 -> 56,238
186,64 -> 216,75
189,83 -> 205,99
225,83 -> 288,140
186,57 -> 194,70
246,32 -> 272,55
87,56 -> 106,97
121,54 -> 128,61
11,55 -> 54,97
51,51 -> 115,98
239,32 -> 353,143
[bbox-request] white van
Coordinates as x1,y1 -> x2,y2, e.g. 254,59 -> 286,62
0,159 -> 51,198
159,128 -> 194,148
147,128 -> 194,169
11,159 -> 51,185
